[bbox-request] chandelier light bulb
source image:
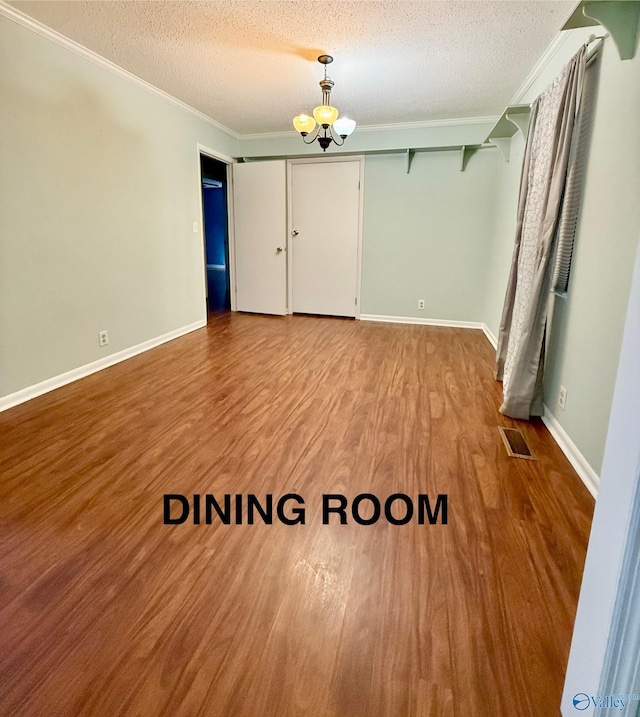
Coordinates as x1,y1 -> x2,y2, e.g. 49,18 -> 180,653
333,117 -> 356,137
293,114 -> 317,135
312,104 -> 339,127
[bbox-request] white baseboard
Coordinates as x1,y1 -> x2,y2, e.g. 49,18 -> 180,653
542,405 -> 600,499
359,314 -> 499,350
482,324 -> 498,349
360,314 -> 486,330
0,319 -> 206,412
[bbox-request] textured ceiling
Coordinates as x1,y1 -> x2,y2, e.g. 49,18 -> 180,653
9,1 -> 577,135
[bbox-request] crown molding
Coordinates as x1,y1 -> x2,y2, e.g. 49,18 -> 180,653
351,116 -> 500,133
239,115 -> 500,142
510,30 -> 573,104
0,1 -> 241,140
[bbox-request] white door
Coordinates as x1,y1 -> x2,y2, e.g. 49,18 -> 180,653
290,161 -> 361,317
233,161 -> 287,315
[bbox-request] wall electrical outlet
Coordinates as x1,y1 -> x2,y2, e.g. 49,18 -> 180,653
558,385 -> 567,410
98,330 -> 109,347
418,299 -> 425,310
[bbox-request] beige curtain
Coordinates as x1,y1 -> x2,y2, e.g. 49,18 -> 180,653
496,45 -> 587,419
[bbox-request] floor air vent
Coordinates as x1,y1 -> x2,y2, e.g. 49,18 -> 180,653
498,427 -> 535,460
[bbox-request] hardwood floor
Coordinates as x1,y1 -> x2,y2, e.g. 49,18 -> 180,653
0,313 -> 594,717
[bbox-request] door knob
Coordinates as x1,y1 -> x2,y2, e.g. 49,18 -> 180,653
291,230 -> 299,236
276,246 -> 284,253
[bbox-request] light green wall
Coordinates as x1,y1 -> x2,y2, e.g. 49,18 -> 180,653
361,149 -> 502,321
0,15 -> 238,398
543,36 -> 640,474
483,29 -> 640,475
480,131 -> 524,340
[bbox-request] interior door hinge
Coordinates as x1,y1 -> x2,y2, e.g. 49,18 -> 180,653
355,297 -> 358,305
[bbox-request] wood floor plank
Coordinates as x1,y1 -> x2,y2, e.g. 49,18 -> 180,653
0,313 -> 594,716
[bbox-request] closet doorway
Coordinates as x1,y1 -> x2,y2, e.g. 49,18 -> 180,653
199,151 -> 233,315
288,158 -> 363,318
231,157 -> 363,317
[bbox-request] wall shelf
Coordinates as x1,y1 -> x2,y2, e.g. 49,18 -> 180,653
395,144 -> 488,173
380,144 -> 488,173
241,143 -> 491,172
407,145 -> 484,173
562,1 -> 640,60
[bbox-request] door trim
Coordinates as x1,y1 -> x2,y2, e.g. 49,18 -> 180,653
197,144 -> 237,312
286,155 -> 364,319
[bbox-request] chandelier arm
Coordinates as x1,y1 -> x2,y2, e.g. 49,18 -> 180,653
328,125 -> 345,146
301,124 -> 321,144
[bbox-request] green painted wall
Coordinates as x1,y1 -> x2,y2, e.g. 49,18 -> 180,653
361,149 -> 502,321
0,15 -> 238,398
481,134 -> 524,342
543,36 -> 640,475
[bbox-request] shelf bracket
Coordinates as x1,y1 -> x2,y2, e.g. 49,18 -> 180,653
488,137 -> 511,163
505,111 -> 530,138
563,1 -> 640,60
482,104 -> 529,161
459,145 -> 480,172
583,1 -> 640,60
406,149 -> 415,174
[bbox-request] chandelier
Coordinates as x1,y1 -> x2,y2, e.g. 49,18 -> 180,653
292,55 -> 356,151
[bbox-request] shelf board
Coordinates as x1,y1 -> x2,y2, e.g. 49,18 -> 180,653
241,143 -> 491,172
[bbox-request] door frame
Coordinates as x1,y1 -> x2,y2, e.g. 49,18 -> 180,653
286,155 -> 365,319
197,144 -> 237,312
